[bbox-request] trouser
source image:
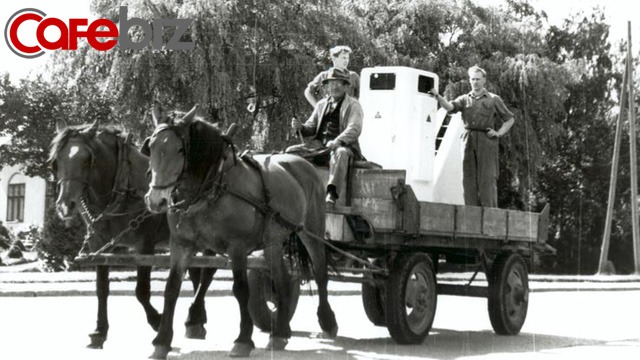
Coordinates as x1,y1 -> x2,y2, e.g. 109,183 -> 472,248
285,140 -> 354,195
462,131 -> 499,207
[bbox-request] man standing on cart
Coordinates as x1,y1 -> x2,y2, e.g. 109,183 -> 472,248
288,69 -> 363,206
304,45 -> 360,107
430,66 -> 514,208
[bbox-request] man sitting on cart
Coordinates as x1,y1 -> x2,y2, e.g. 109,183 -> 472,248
287,69 -> 364,206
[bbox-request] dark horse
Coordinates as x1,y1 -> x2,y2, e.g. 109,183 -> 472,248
144,103 -> 338,359
49,120 -> 216,348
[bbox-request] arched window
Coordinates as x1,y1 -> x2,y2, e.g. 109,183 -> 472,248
7,173 -> 25,222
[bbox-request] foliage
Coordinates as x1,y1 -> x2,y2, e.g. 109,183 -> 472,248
0,75 -> 68,178
36,208 -> 86,272
0,0 -> 636,274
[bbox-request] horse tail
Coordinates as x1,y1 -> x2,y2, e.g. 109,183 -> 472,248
285,231 -> 339,283
285,232 -> 313,283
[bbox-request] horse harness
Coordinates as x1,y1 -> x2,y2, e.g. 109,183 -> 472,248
152,122 -> 304,238
152,123 -> 385,272
63,134 -> 152,256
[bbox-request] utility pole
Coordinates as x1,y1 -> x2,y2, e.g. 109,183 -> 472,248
598,56 -> 628,274
598,22 -> 639,274
628,23 -> 640,274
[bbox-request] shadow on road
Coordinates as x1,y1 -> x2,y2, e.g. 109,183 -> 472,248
167,328 -> 637,360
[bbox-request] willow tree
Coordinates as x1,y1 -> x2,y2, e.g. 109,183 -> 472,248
48,0 -> 386,151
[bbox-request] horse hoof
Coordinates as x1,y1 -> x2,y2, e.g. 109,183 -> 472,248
149,345 -> 171,359
266,336 -> 288,351
185,324 -> 207,339
87,333 -> 106,349
229,342 -> 254,357
321,326 -> 338,339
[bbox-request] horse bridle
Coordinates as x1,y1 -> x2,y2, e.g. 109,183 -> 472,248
56,134 -> 143,223
148,122 -> 236,209
148,123 -> 191,191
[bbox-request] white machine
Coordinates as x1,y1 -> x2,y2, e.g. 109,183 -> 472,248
358,66 -> 464,204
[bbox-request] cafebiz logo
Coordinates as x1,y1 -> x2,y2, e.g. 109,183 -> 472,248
4,6 -> 194,58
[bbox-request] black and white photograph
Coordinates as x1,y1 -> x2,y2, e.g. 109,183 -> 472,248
1,0 -> 639,359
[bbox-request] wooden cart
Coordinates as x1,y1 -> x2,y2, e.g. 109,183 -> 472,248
75,166 -> 551,345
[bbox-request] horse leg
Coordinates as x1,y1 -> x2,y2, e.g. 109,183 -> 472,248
229,251 -> 254,357
299,232 -> 338,338
185,250 -> 217,339
135,265 -> 161,331
88,265 -> 109,349
263,244 -> 291,350
150,244 -> 191,360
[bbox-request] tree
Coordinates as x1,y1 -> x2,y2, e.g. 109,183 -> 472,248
0,75 -> 69,178
537,9 -> 624,274
1,0 -> 634,274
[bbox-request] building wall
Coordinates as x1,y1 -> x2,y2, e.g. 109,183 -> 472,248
0,164 -> 47,233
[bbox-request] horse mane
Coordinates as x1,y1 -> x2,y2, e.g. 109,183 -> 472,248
180,117 -> 226,181
48,124 -> 124,164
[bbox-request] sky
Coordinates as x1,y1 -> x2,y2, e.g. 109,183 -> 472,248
0,0 -> 638,82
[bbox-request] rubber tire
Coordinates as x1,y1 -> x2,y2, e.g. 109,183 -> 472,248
362,281 -> 386,326
247,269 -> 300,332
385,253 -> 437,344
487,252 -> 529,335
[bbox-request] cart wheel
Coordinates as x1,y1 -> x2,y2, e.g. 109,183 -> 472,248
385,253 -> 437,344
487,252 -> 529,335
362,280 -> 386,326
247,269 -> 300,332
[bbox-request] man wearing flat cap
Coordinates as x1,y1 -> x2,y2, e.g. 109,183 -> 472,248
288,68 -> 363,205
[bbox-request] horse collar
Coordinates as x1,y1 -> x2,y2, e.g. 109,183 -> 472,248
170,143 -> 236,214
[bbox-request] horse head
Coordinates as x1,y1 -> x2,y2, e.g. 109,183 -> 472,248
49,119 -> 119,220
145,102 -> 198,213
145,102 -> 230,214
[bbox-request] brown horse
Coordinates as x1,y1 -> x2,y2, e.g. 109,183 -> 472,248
144,103 -> 338,359
49,120 -> 216,349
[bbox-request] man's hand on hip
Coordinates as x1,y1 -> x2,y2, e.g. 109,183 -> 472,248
487,128 -> 501,138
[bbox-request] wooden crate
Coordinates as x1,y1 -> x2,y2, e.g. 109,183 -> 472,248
351,169 -> 406,200
351,198 -> 397,231
325,213 -> 354,242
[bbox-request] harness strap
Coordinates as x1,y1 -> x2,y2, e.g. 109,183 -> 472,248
213,178 -> 303,233
78,137 -> 149,254
186,153 -> 387,274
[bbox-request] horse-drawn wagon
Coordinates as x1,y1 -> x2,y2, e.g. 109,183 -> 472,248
66,66 -> 553,356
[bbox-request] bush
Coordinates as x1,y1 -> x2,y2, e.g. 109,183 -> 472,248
35,208 -> 86,271
0,235 -> 10,250
16,225 -> 43,250
7,242 -> 23,259
0,221 -> 12,250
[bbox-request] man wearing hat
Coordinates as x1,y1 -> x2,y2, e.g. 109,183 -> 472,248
288,68 -> 363,205
304,45 -> 360,108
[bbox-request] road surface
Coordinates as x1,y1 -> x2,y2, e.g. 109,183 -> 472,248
1,290 -> 638,359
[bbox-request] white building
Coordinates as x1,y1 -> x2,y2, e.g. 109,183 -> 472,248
0,163 -> 52,234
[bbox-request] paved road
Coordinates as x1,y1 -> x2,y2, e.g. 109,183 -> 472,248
1,289 -> 638,360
